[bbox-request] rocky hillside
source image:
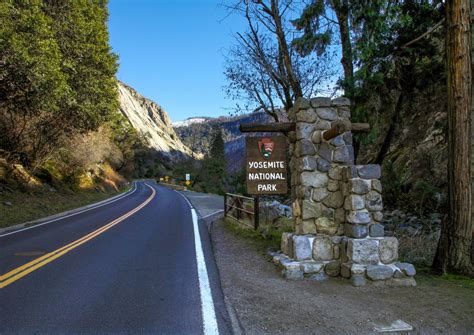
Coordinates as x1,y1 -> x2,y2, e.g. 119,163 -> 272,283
118,81 -> 193,159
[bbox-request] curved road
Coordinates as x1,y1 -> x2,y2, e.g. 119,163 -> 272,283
0,181 -> 231,334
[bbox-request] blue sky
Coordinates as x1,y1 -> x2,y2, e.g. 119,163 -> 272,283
108,0 -> 248,122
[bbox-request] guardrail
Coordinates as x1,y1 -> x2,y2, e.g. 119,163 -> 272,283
224,193 -> 259,230
159,182 -> 187,191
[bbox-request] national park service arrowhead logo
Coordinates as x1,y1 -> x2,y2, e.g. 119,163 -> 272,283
258,138 -> 274,160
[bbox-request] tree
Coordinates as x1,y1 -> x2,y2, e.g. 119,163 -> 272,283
199,130 -> 228,194
224,0 -> 336,120
434,0 -> 473,275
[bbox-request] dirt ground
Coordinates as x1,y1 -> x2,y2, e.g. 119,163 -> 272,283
210,218 -> 474,334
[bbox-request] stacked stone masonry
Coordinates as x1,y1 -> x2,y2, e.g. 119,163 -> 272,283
277,97 -> 416,287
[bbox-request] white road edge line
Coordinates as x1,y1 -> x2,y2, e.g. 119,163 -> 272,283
192,208 -> 219,335
0,181 -> 138,238
173,189 -> 219,335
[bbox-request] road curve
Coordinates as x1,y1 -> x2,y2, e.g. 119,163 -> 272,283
0,181 -> 231,334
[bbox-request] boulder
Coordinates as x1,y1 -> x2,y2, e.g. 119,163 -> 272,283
348,239 -> 379,264
366,265 -> 394,281
312,237 -> 334,261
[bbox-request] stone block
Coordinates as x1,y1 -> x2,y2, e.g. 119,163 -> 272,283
296,108 -> 317,123
345,195 -> 365,210
344,224 -> 368,238
369,223 -> 385,237
316,107 -> 338,121
334,208 -> 345,224
328,166 -> 343,180
302,200 -> 320,219
348,239 -> 379,264
312,237 -> 334,261
315,118 -> 331,130
309,272 -> 329,281
327,180 -> 339,191
342,131 -> 352,144
365,191 -> 383,211
332,97 -> 351,106
366,265 -> 394,281
302,156 -> 317,171
379,237 -> 398,264
350,179 -> 371,194
325,260 -> 341,277
318,142 -> 333,161
372,211 -> 383,222
357,165 -> 381,179
311,130 -> 322,144
346,210 -> 371,224
293,235 -> 314,261
351,274 -> 366,286
300,140 -> 316,155
300,261 -> 324,274
344,166 -> 358,179
341,263 -> 352,278
338,106 -> 351,119
323,191 -> 344,209
296,123 -> 315,140
310,97 -> 332,107
315,217 -> 338,235
386,277 -> 417,287
393,269 -> 405,278
395,262 -> 416,277
295,97 -> 311,109
333,145 -> 354,164
351,264 -> 366,275
372,180 -> 382,193
333,245 -> 340,259
301,172 -> 328,188
281,232 -> 294,255
300,219 -> 317,234
312,188 -> 329,202
329,135 -> 345,147
317,158 -> 331,172
282,269 -> 304,280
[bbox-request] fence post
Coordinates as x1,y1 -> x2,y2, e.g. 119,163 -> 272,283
224,193 -> 227,217
254,196 -> 259,230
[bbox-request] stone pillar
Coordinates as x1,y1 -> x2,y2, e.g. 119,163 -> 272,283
274,97 -> 416,287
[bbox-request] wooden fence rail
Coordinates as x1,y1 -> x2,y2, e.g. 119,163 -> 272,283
224,193 -> 259,230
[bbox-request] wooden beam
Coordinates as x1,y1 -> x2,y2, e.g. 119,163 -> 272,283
239,122 -> 296,133
322,121 -> 371,141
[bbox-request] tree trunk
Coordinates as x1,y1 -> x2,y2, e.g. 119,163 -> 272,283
434,0 -> 473,275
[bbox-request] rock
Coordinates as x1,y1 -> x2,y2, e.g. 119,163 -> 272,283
350,179 -> 371,194
348,239 -> 379,264
312,188 -> 329,202
369,223 -> 384,237
296,123 -> 315,141
395,262 -> 416,276
301,172 -> 328,188
327,180 -> 339,192
323,191 -> 344,209
386,277 -> 417,287
346,210 -> 371,224
328,166 -> 343,180
351,274 -> 366,286
310,97 -> 332,107
372,180 -> 382,193
365,191 -> 383,211
357,165 -> 381,179
315,217 -> 338,235
299,140 -> 316,155
330,135 -> 345,147
345,195 -> 365,210
296,108 -> 317,123
332,97 -> 351,106
300,219 -> 317,234
311,130 -> 322,144
344,224 -> 368,238
341,263 -> 351,278
312,237 -> 334,261
342,131 -> 352,144
366,265 -> 394,280
318,142 -> 333,161
335,208 -> 345,224
293,236 -> 313,261
372,211 -> 383,222
393,269 -> 405,278
300,261 -> 324,273
316,107 -> 338,121
351,264 -> 366,275
309,272 -> 329,281
379,237 -> 398,264
295,97 -> 311,109
325,261 -> 341,277
302,156 -> 317,171
281,232 -> 293,255
317,158 -> 331,172
333,245 -> 340,259
314,118 -> 331,130
282,269 -> 304,280
333,145 -> 354,164
302,200 -> 320,219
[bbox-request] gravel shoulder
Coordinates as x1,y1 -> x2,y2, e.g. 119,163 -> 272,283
211,217 -> 474,334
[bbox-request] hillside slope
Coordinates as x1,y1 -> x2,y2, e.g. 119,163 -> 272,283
118,81 -> 193,159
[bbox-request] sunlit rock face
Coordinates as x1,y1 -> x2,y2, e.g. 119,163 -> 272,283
117,81 -> 195,159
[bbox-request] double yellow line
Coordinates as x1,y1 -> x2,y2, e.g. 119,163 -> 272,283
0,184 -> 156,289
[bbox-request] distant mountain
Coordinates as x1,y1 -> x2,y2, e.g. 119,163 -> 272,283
118,81 -> 194,159
172,117 -> 212,128
174,110 -> 288,172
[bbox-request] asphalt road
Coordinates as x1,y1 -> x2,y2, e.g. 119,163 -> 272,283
0,181 -> 231,334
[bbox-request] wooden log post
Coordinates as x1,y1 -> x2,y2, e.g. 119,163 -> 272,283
239,122 -> 296,133
322,121 -> 371,141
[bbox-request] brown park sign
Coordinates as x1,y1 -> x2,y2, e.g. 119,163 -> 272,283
246,136 -> 288,195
